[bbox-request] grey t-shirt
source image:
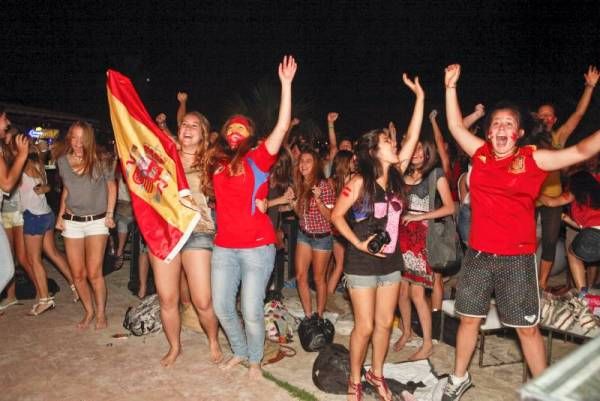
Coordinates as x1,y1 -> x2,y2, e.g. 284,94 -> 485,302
57,156 -> 114,216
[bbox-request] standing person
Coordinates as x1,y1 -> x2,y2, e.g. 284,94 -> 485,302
54,121 -> 116,330
0,109 -> 29,294
292,148 -> 335,320
331,74 -> 424,401
147,111 -> 223,367
441,64 -> 600,401
19,144 -> 76,315
210,56 -> 297,380
394,139 -> 454,360
536,66 -> 599,290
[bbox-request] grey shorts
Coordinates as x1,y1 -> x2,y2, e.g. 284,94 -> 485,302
181,231 -> 214,251
455,248 -> 540,327
343,270 -> 402,289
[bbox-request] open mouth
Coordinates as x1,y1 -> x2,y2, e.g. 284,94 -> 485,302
496,135 -> 508,147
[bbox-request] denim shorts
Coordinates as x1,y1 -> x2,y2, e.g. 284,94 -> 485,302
23,210 -> 55,236
116,215 -> 134,234
343,270 -> 402,289
297,229 -> 333,251
182,231 -> 214,251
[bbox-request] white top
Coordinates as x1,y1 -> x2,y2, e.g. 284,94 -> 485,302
19,173 -> 51,215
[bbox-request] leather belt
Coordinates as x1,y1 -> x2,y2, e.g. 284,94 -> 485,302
299,228 -> 330,239
62,212 -> 106,222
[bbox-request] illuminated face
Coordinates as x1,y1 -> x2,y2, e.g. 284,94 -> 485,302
225,123 -> 250,149
411,142 -> 425,168
375,133 -> 399,165
70,126 -> 85,156
537,105 -> 557,131
178,114 -> 203,149
0,113 -> 10,136
339,139 -> 353,152
298,153 -> 315,177
487,109 -> 523,157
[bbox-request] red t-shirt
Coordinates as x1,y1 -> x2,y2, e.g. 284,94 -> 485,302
469,144 -> 548,255
213,142 -> 277,248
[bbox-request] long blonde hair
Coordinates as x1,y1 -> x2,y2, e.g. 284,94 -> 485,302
52,121 -> 99,177
181,111 -> 212,196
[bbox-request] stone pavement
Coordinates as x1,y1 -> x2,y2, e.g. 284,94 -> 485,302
0,260 -> 580,401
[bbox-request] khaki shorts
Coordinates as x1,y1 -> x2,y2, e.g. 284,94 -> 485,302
2,210 -> 24,229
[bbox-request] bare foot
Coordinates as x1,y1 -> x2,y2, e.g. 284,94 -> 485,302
95,316 -> 108,330
160,347 -> 181,367
137,286 -> 146,299
76,313 -> 95,330
219,356 -> 245,371
392,333 -> 413,352
408,342 -> 433,361
248,363 -> 264,381
209,341 -> 224,364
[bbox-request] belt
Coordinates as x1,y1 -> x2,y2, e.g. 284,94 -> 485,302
62,212 -> 106,222
299,228 -> 330,239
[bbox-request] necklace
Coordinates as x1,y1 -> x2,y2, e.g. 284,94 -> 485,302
180,151 -> 196,156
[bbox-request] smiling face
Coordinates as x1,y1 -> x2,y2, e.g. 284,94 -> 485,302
537,105 -> 557,132
411,142 -> 425,168
178,114 -> 204,150
374,133 -> 399,165
339,139 -> 353,152
487,109 -> 523,157
225,122 -> 250,149
70,126 -> 85,156
298,152 -> 315,177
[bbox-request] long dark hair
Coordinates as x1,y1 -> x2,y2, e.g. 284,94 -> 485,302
294,148 -> 324,215
355,129 -> 404,209
405,139 -> 438,178
209,114 -> 257,176
330,150 -> 353,196
270,147 -> 293,193
569,171 -> 600,209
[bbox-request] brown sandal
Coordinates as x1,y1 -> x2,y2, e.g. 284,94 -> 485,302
347,380 -> 363,401
365,369 -> 391,401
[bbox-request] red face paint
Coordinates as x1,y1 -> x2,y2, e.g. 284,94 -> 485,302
510,132 -> 518,142
341,186 -> 351,197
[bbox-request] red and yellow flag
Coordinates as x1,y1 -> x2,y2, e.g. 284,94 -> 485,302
106,70 -> 199,262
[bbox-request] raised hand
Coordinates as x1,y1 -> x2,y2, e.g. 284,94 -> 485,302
14,134 -> 29,156
311,185 -> 321,199
584,65 -> 599,87
291,117 -> 301,127
402,73 -> 424,98
278,55 -> 297,85
155,113 -> 167,125
429,110 -> 438,121
177,92 -> 188,103
327,112 -> 339,124
445,64 -> 461,88
474,103 -> 485,116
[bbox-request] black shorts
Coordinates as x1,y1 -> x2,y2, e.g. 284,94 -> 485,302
455,248 -> 540,327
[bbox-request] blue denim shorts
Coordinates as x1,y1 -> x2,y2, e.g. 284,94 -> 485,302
23,210 -> 55,236
297,229 -> 333,251
182,231 -> 214,251
343,270 -> 402,289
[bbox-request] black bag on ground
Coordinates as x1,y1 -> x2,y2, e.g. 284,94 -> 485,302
123,294 -> 162,336
3,268 -> 59,300
313,343 -> 360,394
298,315 -> 335,352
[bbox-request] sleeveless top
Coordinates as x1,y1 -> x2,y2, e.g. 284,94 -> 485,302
344,183 -> 404,276
184,166 -> 215,234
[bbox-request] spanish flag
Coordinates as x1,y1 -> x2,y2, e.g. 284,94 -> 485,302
107,70 -> 200,262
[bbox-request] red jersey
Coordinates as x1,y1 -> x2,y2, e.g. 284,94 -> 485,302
571,202 -> 600,228
213,142 -> 277,248
469,144 -> 548,255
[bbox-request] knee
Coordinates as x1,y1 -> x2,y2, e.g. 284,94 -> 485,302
295,269 -> 308,283
459,316 -> 481,327
516,327 -> 540,339
375,315 -> 395,331
157,293 -> 178,311
313,270 -> 326,284
192,297 -> 213,314
241,303 -> 262,324
72,271 -> 87,282
353,320 -> 374,338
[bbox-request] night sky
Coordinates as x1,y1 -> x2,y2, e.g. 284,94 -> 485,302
3,1 -> 600,141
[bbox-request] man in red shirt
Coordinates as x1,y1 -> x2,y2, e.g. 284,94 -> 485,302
441,64 -> 600,401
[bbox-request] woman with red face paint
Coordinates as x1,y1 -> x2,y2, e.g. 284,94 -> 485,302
210,56 -> 297,380
440,64 -> 600,401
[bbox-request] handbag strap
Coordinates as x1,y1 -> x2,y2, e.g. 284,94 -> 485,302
427,169 -> 438,213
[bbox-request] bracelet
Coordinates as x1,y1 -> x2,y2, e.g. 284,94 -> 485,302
328,124 -> 335,129
106,211 -> 114,216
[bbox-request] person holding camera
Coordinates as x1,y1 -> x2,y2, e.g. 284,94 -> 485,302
393,139 -> 454,361
331,73 -> 424,401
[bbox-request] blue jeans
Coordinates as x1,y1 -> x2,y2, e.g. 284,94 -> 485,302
0,228 -> 14,293
211,245 -> 275,364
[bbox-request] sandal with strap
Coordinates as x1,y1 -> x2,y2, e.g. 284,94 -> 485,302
70,284 -> 80,303
27,297 -> 56,316
365,369 -> 392,401
347,380 -> 363,401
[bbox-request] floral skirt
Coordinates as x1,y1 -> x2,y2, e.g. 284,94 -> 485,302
399,220 -> 433,288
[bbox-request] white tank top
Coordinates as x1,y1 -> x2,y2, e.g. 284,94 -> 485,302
19,173 -> 51,215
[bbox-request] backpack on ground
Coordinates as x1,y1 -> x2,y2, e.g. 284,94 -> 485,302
123,294 -> 162,336
298,314 -> 335,352
313,343 -> 360,394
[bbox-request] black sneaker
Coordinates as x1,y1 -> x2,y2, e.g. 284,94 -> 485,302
442,373 -> 472,401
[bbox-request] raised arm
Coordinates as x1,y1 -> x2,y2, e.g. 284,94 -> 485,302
176,92 -> 188,126
463,103 -> 485,130
397,74 -> 425,174
265,55 -> 297,155
327,112 -> 339,160
533,130 -> 600,171
429,110 -> 451,177
0,134 -> 28,192
555,66 -> 599,146
444,64 -> 485,157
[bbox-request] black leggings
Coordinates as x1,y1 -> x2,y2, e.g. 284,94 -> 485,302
537,205 -> 562,262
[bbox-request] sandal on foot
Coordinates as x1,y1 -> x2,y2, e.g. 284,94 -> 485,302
365,369 -> 392,401
347,380 -> 363,401
113,254 -> 125,271
27,297 -> 56,316
70,284 -> 80,303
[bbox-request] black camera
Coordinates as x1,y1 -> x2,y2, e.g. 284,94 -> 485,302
367,229 -> 391,254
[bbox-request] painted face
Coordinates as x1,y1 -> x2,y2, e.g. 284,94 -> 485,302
178,114 -> 203,149
225,123 -> 250,149
70,126 -> 85,156
375,133 -> 399,165
0,113 -> 10,136
339,139 -> 353,152
411,142 -> 425,167
487,109 -> 522,157
537,105 -> 557,131
298,153 -> 315,177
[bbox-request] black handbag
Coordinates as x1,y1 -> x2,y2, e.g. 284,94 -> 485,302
425,169 -> 463,270
298,314 -> 335,352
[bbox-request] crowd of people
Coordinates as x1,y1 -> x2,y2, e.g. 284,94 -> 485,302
1,58 -> 599,401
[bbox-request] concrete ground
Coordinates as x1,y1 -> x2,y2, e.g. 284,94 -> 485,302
0,257 -> 580,401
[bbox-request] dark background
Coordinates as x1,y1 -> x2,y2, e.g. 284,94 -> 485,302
2,0 -> 600,141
